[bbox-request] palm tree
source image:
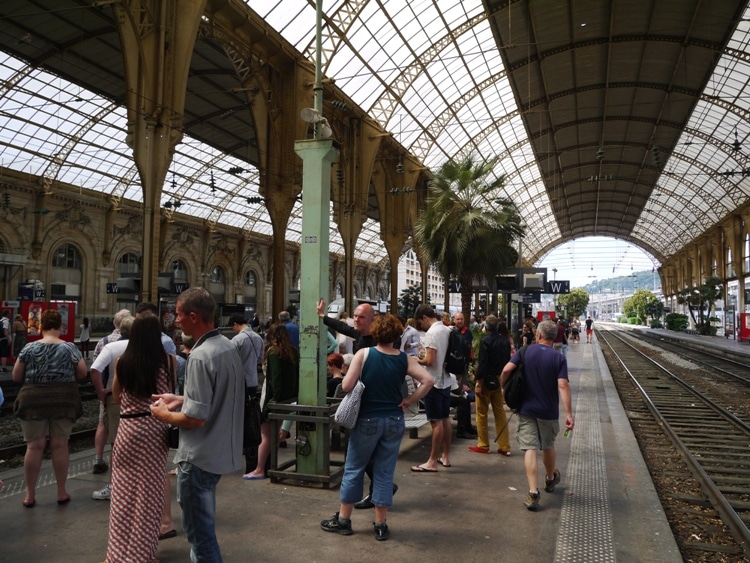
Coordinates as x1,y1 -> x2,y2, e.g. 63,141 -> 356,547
414,155 -> 523,318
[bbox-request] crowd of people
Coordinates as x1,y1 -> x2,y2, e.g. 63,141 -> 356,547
6,294 -> 577,557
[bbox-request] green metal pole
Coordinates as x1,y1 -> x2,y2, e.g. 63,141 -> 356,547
295,138 -> 339,477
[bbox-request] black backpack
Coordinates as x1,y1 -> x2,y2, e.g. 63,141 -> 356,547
444,328 -> 468,374
503,345 -> 528,411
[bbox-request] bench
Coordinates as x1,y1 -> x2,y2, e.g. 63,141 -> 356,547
404,413 -> 429,438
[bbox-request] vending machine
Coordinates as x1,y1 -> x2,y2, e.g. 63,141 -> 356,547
20,301 -> 77,343
738,312 -> 750,342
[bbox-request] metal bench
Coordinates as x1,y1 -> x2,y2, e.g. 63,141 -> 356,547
404,413 -> 429,438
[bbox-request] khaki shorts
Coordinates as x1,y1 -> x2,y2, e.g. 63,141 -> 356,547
106,395 -> 121,444
98,394 -> 121,444
516,414 -> 559,451
21,417 -> 74,442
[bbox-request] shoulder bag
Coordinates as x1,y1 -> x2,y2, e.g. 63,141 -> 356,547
334,348 -> 370,429
503,345 -> 528,412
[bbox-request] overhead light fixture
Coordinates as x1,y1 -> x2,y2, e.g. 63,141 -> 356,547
388,187 -> 413,196
300,108 -> 333,139
733,127 -> 742,151
301,107 -> 324,123
396,155 -> 404,174
595,148 -> 605,161
319,122 -> 333,139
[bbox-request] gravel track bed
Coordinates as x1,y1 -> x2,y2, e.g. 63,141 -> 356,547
603,332 -> 750,562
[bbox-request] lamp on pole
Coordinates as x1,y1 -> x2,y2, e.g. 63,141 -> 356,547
292,0 -> 340,482
552,268 -> 558,316
516,224 -> 525,341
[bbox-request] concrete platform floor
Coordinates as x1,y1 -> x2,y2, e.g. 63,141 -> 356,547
0,337 -> 681,562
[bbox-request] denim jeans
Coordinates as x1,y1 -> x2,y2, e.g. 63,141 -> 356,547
340,415 -> 404,508
177,461 -> 223,563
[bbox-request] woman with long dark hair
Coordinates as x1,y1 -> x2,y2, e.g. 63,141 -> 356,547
242,323 -> 299,480
104,315 -> 173,563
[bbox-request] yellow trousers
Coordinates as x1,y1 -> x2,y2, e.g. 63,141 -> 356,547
475,387 -> 510,451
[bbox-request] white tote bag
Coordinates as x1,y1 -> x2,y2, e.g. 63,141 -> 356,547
334,348 -> 369,429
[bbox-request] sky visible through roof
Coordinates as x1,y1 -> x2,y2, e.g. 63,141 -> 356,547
537,237 -> 658,289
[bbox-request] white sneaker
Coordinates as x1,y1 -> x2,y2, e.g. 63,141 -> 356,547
92,483 -> 112,500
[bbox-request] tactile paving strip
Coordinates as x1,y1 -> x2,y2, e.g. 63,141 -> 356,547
555,351 -> 616,562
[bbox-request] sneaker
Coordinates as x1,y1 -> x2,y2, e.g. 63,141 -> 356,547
92,483 -> 112,500
320,512 -> 353,535
354,494 -> 374,510
468,446 -> 490,454
544,469 -> 561,493
92,461 -> 108,474
373,521 -> 390,541
524,490 -> 540,511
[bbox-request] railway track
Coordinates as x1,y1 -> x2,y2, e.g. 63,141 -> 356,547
597,327 -> 750,560
0,427 -> 97,460
0,380 -> 100,464
633,329 -> 750,385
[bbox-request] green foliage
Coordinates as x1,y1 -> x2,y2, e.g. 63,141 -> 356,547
665,312 -> 688,331
676,275 -> 724,335
650,319 -> 663,328
555,288 -> 589,319
398,284 -> 427,317
414,156 -> 523,318
628,317 -> 638,325
622,289 -> 661,325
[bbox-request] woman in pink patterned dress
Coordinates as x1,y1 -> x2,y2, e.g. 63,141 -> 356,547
105,315 -> 173,563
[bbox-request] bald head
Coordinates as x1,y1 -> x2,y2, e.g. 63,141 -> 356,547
353,303 -> 375,335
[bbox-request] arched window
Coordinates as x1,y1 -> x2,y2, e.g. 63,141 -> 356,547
208,265 -> 226,303
727,247 -> 734,278
335,283 -> 343,299
243,269 -> 258,307
172,259 -> 188,283
210,266 -> 224,283
53,243 -> 81,269
51,243 -> 82,302
117,253 -> 141,275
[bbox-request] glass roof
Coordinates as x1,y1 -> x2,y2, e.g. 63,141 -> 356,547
250,0 -> 560,262
632,10 -> 750,259
0,51 -> 369,261
2,1 -> 750,274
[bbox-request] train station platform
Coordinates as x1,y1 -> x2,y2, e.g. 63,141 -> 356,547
0,336 -> 682,562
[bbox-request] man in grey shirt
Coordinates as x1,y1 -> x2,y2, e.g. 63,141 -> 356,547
229,313 -> 265,474
151,288 -> 244,562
